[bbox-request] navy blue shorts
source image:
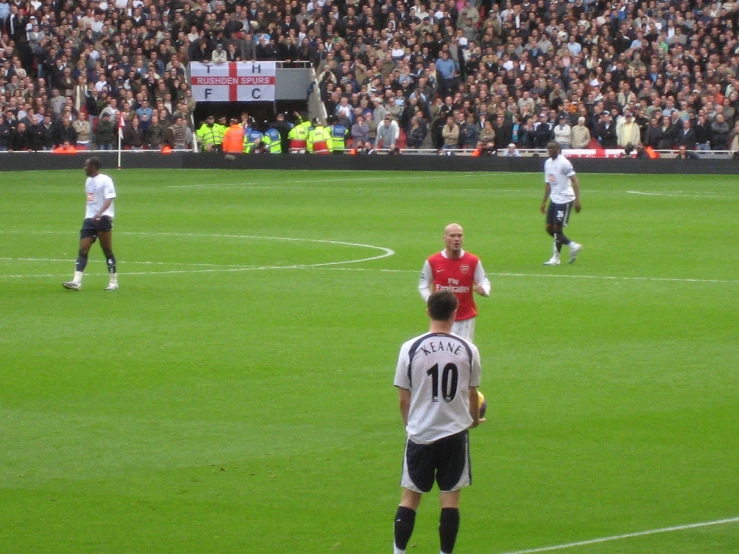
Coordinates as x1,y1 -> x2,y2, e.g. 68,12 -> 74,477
546,201 -> 573,227
80,217 -> 113,240
401,430 -> 471,493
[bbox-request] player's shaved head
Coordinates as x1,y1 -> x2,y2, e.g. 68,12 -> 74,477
443,223 -> 464,258
444,223 -> 463,236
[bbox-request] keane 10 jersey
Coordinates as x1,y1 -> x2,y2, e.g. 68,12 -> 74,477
419,250 -> 489,321
85,173 -> 117,219
544,154 -> 577,204
394,332 -> 481,444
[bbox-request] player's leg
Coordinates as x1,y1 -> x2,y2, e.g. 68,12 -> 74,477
436,431 -> 470,554
543,204 -> 561,265
63,233 -> 95,290
394,488 -> 421,554
451,319 -> 475,342
396,439 -> 433,554
97,229 -> 118,290
553,201 -> 582,263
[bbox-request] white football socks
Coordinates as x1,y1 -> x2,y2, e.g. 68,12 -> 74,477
72,271 -> 83,284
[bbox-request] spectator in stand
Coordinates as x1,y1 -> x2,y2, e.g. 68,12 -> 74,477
694,115 -> 713,152
377,115 -> 400,151
675,119 -> 697,151
533,113 -> 554,149
571,117 -> 591,149
0,114 -> 11,151
596,113 -> 618,149
95,112 -> 116,151
146,113 -> 167,150
406,116 -> 427,149
658,116 -> 676,150
123,115 -> 146,150
459,114 -> 478,150
617,111 -> 642,149
54,115 -> 78,147
711,114 -> 730,151
553,116 -> 571,149
10,122 -> 31,151
73,112 -> 92,149
441,115 -> 459,152
351,114 -> 370,146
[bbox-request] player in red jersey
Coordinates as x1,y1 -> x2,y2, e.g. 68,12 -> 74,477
418,223 -> 491,342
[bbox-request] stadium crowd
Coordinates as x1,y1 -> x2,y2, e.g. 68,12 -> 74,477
0,0 -> 738,155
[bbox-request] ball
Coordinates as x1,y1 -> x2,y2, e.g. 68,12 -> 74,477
477,390 -> 487,419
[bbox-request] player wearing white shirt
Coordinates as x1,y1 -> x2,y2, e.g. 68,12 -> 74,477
392,291 -> 484,554
63,157 -> 118,291
540,141 -> 583,265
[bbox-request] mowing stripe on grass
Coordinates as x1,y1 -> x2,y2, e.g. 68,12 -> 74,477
1,259 -> 736,284
500,515 -> 739,553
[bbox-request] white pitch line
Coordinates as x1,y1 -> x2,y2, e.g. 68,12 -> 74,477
498,515 -> 739,554
626,190 -> 721,198
1,260 -> 736,284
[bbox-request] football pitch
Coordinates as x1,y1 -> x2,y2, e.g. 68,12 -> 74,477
1,168 -> 737,554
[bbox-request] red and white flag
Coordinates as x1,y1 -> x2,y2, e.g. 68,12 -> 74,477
118,112 -> 126,139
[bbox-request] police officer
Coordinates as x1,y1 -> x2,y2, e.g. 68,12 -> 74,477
329,116 -> 349,154
196,115 -> 218,152
264,125 -> 283,154
213,115 -> 228,152
243,120 -> 265,154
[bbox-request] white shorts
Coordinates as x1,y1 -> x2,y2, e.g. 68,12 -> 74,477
452,318 -> 476,343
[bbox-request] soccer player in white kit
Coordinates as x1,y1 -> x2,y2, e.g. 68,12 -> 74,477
540,141 -> 583,265
392,291 -> 485,554
63,157 -> 118,290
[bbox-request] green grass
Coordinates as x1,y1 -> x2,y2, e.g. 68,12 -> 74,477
1,169 -> 738,554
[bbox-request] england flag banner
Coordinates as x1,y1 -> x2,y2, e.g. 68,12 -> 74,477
189,62 -> 277,102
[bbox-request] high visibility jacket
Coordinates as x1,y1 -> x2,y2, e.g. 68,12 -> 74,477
264,128 -> 282,154
307,126 -> 333,154
330,124 -> 348,152
288,125 -> 308,152
196,123 -> 217,147
222,124 -> 245,153
243,129 -> 264,153
213,123 -> 227,146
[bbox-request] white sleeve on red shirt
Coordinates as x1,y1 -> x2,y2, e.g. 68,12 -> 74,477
418,259 -> 432,301
474,260 -> 491,296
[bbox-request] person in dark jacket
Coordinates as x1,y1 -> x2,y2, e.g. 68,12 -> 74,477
657,116 -> 675,150
710,114 -> 730,150
0,114 -> 11,151
674,119 -> 697,150
95,112 -> 116,150
53,116 -> 78,146
532,114 -> 553,148
643,117 -> 663,149
694,115 -> 712,151
10,122 -> 31,151
123,115 -> 146,149
145,113 -> 167,149
596,113 -> 618,148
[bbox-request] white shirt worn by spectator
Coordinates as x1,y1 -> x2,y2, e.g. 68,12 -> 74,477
554,123 -> 572,146
376,119 -> 400,149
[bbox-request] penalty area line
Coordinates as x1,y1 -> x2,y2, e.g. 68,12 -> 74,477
498,515 -> 739,554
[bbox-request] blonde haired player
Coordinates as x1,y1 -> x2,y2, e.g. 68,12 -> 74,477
418,223 -> 491,342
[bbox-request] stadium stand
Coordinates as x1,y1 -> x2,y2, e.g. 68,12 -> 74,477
0,0 -> 737,157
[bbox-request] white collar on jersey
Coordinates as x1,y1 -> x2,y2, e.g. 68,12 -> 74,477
441,249 -> 465,259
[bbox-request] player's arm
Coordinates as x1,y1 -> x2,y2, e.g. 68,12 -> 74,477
540,182 -> 551,214
468,386 -> 482,428
570,173 -> 581,212
417,259 -> 432,301
397,387 -> 411,427
94,198 -> 113,220
473,261 -> 491,296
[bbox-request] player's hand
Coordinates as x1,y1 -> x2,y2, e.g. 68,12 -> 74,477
540,203 -> 546,214
574,200 -> 581,213
470,417 -> 486,429
473,282 -> 488,296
